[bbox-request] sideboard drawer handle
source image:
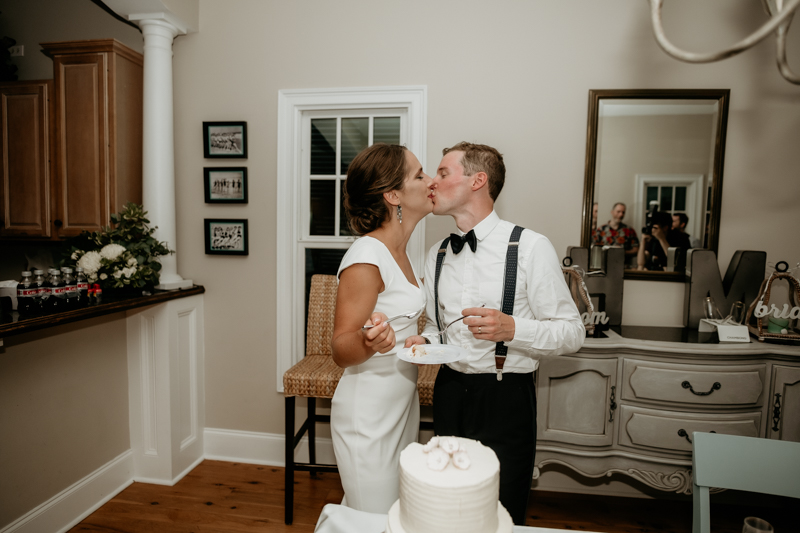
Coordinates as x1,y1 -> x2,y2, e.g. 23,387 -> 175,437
682,380 -> 721,396
678,429 -> 716,444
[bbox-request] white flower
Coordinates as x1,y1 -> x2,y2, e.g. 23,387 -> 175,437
71,251 -> 80,260
100,243 -> 126,261
122,267 -> 136,278
99,273 -> 108,280
88,274 -> 98,282
77,251 -> 102,275
127,257 -> 137,266
113,269 -> 123,279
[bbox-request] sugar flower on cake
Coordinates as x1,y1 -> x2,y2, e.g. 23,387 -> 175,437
426,448 -> 450,471
422,436 -> 471,471
452,450 -> 471,470
440,437 -> 460,455
422,436 -> 440,453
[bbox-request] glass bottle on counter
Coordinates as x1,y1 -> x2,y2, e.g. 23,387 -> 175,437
43,269 -> 66,314
75,267 -> 89,308
17,271 -> 38,316
33,270 -> 47,312
62,267 -> 78,310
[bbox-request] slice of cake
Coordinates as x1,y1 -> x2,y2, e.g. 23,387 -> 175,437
386,437 -> 513,533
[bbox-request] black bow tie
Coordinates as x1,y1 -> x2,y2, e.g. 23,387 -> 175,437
450,230 -> 478,254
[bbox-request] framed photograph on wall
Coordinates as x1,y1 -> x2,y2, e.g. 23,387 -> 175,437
203,121 -> 247,158
204,219 -> 248,255
204,167 -> 248,203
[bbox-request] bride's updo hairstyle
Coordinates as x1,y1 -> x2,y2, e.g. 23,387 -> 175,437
343,143 -> 408,236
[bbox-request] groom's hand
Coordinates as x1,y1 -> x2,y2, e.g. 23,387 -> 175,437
462,306 -> 515,343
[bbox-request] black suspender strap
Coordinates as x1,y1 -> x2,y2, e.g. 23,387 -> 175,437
431,226 -> 525,380
494,225 -> 524,381
433,237 -> 451,344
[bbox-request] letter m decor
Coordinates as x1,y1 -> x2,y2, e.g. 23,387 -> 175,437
684,250 -> 766,329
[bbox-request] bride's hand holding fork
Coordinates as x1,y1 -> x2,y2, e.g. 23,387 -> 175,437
361,312 -> 396,354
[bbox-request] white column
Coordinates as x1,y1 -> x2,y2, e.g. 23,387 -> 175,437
136,17 -> 193,290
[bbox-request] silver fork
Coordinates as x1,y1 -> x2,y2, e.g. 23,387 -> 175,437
421,304 -> 485,339
361,304 -> 425,330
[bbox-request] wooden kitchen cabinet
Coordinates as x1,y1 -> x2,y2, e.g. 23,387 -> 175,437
0,80 -> 54,238
39,39 -> 143,238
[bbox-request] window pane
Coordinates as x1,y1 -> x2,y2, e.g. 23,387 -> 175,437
340,181 -> 352,236
646,186 -> 658,206
340,118 -> 369,174
311,119 -> 336,175
374,117 -> 401,144
660,187 -> 673,212
310,180 -> 335,235
675,187 -> 687,211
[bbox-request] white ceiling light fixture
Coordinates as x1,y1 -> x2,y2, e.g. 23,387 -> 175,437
648,0 -> 800,84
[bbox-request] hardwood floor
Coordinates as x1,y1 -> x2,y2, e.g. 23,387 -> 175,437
70,460 -> 793,532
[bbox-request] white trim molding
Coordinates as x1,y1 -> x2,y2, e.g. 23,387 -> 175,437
204,427 -> 337,466
0,451 -> 134,533
276,86 -> 428,392
126,294 -> 205,484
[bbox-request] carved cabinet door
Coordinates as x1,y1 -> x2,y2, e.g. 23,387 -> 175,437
537,356 -> 618,446
770,365 -> 800,442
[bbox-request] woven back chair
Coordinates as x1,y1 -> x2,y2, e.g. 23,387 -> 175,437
282,273 -> 439,524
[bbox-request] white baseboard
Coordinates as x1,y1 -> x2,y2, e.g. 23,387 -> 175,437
133,454 -> 206,486
202,428 -> 655,499
1,451 -> 134,533
203,427 -> 337,466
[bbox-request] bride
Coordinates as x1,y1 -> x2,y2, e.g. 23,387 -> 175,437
330,143 -> 434,513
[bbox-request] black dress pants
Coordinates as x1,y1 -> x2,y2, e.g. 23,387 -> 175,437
432,364 -> 537,526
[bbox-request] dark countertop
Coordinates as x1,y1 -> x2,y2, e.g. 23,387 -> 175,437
0,285 -> 205,339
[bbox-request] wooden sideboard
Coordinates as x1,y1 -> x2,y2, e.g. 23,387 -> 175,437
534,329 -> 800,494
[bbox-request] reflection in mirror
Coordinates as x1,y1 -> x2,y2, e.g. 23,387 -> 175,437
582,90 -> 730,281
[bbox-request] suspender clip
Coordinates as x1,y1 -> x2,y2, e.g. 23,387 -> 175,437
496,369 -> 503,381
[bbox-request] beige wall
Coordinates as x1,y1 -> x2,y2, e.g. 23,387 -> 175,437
0,316 -> 130,527
1,0 -> 799,458
173,0 -> 800,434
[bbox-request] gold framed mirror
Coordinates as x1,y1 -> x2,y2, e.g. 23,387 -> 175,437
581,89 -> 730,281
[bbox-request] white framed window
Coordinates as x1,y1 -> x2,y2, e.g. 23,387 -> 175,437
276,87 -> 427,392
634,174 -> 705,244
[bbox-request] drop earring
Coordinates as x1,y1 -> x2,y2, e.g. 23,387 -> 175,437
397,204 -> 403,223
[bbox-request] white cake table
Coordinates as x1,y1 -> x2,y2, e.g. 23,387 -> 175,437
314,504 -> 606,533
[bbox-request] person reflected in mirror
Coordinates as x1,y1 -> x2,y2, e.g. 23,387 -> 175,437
672,213 -> 702,249
592,202 -> 639,266
406,142 -> 584,525
591,202 -> 598,233
637,211 -> 691,271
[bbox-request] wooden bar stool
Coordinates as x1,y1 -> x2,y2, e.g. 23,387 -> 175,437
283,274 -> 438,524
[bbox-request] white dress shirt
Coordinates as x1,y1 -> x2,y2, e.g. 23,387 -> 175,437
422,211 -> 585,374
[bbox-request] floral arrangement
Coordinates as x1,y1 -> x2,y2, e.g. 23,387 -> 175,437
62,203 -> 173,290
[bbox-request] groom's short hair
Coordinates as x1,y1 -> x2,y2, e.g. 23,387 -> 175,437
443,142 -> 505,201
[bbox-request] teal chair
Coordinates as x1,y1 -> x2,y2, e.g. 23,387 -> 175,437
692,432 -> 800,533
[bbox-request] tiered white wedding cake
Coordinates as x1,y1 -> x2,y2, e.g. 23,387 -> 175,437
385,437 -> 513,533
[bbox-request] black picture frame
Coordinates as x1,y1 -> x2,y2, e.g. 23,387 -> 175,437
203,121 -> 247,158
204,219 -> 249,255
204,167 -> 248,204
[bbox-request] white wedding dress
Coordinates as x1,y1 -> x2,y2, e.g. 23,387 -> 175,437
331,237 -> 423,514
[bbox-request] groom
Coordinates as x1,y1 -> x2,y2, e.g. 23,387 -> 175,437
409,142 -> 584,525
